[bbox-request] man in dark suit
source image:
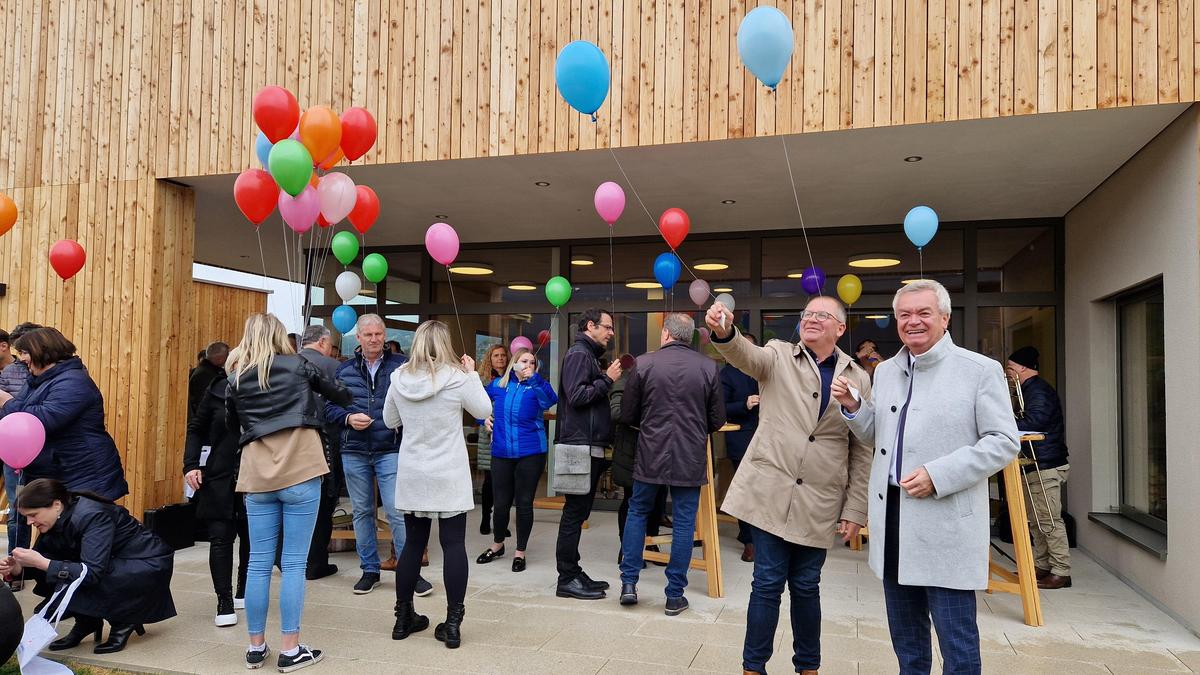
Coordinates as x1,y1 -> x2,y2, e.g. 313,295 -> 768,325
720,333 -> 760,562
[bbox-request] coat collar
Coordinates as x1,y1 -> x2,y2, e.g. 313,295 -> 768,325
897,331 -> 955,374
28,356 -> 84,388
575,333 -> 606,358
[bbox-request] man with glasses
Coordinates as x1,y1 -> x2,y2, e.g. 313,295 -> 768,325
705,296 -> 873,675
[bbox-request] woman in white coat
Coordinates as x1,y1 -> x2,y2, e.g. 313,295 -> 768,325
383,320 -> 492,649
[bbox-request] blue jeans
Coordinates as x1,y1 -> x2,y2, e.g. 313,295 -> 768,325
244,477 -> 322,636
743,526 -> 828,673
3,463 -> 18,554
342,451 -> 406,573
619,480 -> 700,598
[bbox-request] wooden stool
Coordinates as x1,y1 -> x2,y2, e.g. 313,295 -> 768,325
330,484 -> 392,544
985,435 -> 1045,627
533,494 -> 587,528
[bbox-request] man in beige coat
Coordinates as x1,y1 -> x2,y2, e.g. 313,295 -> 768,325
705,296 -> 873,675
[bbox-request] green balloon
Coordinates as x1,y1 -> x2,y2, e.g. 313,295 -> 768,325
545,275 -> 572,308
331,231 -> 359,266
363,253 -> 389,283
268,139 -> 313,196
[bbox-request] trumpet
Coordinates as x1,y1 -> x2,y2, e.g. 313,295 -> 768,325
1008,372 -> 1056,535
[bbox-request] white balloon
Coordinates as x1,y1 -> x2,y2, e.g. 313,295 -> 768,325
715,292 -> 736,312
317,172 -> 357,224
335,270 -> 362,302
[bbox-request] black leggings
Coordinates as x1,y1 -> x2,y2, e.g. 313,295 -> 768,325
208,516 -> 250,598
396,513 -> 468,605
491,454 -> 547,550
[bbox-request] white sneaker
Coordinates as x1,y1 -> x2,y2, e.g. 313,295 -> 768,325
216,611 -> 238,627
216,596 -> 238,627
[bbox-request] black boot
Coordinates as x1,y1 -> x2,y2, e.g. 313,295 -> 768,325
391,600 -> 430,640
433,603 -> 465,649
49,615 -> 103,651
94,623 -> 145,654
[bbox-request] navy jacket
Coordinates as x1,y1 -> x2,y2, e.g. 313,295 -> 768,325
0,357 -> 128,500
1016,375 -> 1068,470
720,363 -> 759,462
487,373 -> 557,459
325,351 -> 407,454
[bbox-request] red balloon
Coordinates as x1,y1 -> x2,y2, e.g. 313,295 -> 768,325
537,330 -> 551,347
253,86 -> 300,143
340,107 -> 378,161
348,185 -> 380,234
49,240 -> 86,280
317,213 -> 332,228
233,169 -> 280,225
659,207 -> 690,250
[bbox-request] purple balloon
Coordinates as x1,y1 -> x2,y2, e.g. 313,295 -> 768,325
800,266 -> 826,295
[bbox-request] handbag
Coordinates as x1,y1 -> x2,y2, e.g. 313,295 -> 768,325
551,443 -> 592,495
17,564 -> 86,675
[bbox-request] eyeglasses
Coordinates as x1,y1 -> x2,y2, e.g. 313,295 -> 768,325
598,324 -> 615,332
800,310 -> 842,323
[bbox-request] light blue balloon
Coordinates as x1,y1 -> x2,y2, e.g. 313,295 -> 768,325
255,131 -> 273,169
653,252 -> 682,290
737,6 -> 795,90
332,304 -> 358,334
875,317 -> 891,329
555,41 -> 610,118
904,205 -> 939,248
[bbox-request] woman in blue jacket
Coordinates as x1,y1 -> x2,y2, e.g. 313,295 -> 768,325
475,348 -> 556,572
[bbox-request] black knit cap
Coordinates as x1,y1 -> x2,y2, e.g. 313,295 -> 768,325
1008,346 -> 1039,370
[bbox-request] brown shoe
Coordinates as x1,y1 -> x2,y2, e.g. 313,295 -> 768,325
381,556 -> 398,572
1037,573 -> 1072,589
1035,567 -> 1051,580
422,547 -> 430,567
741,544 -> 754,563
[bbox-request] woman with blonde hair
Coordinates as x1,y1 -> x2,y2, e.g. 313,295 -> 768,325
224,313 -> 351,672
475,344 -> 509,535
385,320 -> 492,649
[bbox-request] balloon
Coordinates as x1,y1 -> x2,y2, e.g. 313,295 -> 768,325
0,412 -> 46,470
698,327 -> 711,344
555,41 -> 610,118
619,353 -> 636,370
340,107 -> 378,161
799,266 -> 826,295
316,172 -> 357,224
332,304 -> 358,334
688,279 -> 710,307
255,131 -> 273,169
594,181 -> 625,226
659,208 -> 690,250
331,230 -> 360,266
362,253 -> 389,283
49,239 -> 86,280
837,274 -> 863,305
653,252 -> 682,290
299,106 -> 342,166
253,86 -> 301,143
278,185 -> 320,234
348,186 -> 380,234
318,147 -> 344,170
317,214 -> 332,228
875,317 -> 891,328
545,275 -> 572,308
737,6 -> 795,90
537,330 -> 551,347
510,336 -> 533,354
0,193 -> 15,237
335,270 -> 362,302
424,222 -> 460,266
904,205 -> 939,248
715,292 -> 736,312
268,139 -> 314,197
232,169 -> 279,225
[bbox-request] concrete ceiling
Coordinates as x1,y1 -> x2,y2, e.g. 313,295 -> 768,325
182,103 -> 1188,279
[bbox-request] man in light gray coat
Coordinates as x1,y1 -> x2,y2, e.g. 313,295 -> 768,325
833,279 -> 1019,675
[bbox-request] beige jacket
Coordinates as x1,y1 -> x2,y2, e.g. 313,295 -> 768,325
712,330 -> 873,549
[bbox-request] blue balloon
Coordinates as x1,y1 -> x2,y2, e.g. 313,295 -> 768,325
904,205 -> 939,248
737,6 -> 795,90
653,252 -> 682,290
555,41 -> 610,118
875,317 -> 891,329
332,304 -> 358,334
255,131 -> 273,170
800,266 -> 826,295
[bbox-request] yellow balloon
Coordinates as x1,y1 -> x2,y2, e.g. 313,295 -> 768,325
837,274 -> 863,306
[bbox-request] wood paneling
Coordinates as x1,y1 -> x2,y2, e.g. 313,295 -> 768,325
192,281 -> 269,354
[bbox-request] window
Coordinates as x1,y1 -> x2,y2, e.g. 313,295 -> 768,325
1117,281 -> 1166,529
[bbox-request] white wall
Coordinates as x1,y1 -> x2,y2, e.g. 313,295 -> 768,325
1064,104 -> 1200,630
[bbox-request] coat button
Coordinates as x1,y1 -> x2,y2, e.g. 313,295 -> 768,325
812,392 -> 819,399
891,405 -> 897,412
881,449 -> 887,455
796,478 -> 804,485
878,493 -> 884,500
808,435 -> 815,442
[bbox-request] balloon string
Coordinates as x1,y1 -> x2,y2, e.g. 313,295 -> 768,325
919,248 -> 925,279
780,135 -> 821,295
445,265 -> 467,355
280,223 -> 296,326
255,227 -> 269,292
608,228 -> 616,317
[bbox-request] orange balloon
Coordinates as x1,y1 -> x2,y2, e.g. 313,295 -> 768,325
299,106 -> 342,165
0,193 -> 15,237
309,173 -> 320,188
318,147 -> 344,170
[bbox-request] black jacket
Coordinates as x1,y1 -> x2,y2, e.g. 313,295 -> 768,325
225,354 -> 352,448
720,363 -> 759,462
1016,375 -> 1068,470
188,359 -> 225,421
621,342 -> 726,487
554,334 -> 614,447
184,375 -> 242,521
609,378 -> 637,488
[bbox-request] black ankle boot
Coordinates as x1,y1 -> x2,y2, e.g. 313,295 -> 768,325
49,615 -> 103,651
94,623 -> 144,654
391,600 -> 430,640
433,603 -> 465,649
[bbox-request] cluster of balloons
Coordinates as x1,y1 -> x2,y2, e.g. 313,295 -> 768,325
0,411 -> 46,471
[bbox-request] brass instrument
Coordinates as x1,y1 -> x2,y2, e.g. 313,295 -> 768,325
1008,372 -> 1056,535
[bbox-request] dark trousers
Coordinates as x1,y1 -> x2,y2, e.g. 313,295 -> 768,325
727,453 -> 753,545
555,456 -> 610,584
307,457 -> 341,574
617,484 -> 667,542
742,526 -> 827,673
883,485 -> 981,675
491,454 -> 547,551
396,513 -> 468,605
208,516 -> 250,598
480,470 -> 494,523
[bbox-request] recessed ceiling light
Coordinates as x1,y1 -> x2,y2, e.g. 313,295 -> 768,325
571,254 -> 596,266
434,214 -> 448,219
721,199 -> 736,205
864,314 -> 888,320
904,156 -> 923,162
763,314 -> 784,320
900,278 -> 922,285
785,269 -> 808,279
694,258 -> 729,271
507,281 -> 538,291
848,253 -> 901,268
449,262 -> 494,276
534,181 -> 550,186
625,279 -> 661,289
712,286 -> 734,293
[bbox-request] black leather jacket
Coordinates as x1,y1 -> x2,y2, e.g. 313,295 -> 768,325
225,354 -> 352,448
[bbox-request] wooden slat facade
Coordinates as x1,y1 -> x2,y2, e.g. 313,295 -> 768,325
0,0 -> 1196,511
191,280 -> 269,354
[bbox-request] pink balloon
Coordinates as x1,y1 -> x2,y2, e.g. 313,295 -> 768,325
510,336 -> 533,354
425,222 -> 460,266
278,185 -> 320,234
688,279 -> 710,307
316,172 -> 357,224
594,181 -> 625,226
0,412 -> 46,470
698,327 -> 711,344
